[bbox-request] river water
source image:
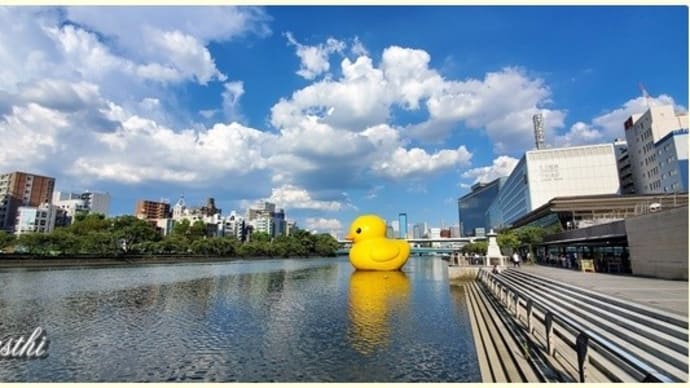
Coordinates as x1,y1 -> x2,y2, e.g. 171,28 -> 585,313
0,256 -> 479,382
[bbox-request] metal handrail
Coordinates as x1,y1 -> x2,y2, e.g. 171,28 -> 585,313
477,269 -> 673,382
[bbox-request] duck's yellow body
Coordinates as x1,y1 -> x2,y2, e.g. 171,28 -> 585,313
345,214 -> 410,271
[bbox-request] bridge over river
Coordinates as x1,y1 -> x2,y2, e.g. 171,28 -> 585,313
336,236 -> 487,256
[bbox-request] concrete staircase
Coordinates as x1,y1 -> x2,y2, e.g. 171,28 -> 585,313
467,268 -> 688,382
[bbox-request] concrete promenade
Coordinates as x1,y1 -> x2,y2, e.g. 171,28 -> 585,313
517,264 -> 688,316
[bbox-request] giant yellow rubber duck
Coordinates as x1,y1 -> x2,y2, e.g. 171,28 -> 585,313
345,214 -> 410,271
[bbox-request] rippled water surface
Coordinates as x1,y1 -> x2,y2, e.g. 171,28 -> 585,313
0,256 -> 479,382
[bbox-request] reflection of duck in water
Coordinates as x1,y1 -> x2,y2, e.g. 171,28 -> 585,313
345,214 -> 410,271
348,271 -> 410,355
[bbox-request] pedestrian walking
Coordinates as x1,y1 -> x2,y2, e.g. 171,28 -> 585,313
512,252 -> 520,268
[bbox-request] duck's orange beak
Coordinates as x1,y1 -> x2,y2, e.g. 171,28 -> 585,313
345,234 -> 354,241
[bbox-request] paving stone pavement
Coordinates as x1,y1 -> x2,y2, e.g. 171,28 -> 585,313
516,264 -> 688,316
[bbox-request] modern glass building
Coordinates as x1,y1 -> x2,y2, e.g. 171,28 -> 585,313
398,213 -> 407,239
457,178 -> 504,236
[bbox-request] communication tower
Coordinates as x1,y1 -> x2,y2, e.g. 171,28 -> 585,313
532,112 -> 545,150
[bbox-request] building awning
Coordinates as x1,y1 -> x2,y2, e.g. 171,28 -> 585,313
542,233 -> 627,246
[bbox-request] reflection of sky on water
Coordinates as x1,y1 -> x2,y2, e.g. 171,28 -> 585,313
0,256 -> 479,382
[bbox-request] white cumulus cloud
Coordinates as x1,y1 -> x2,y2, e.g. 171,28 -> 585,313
285,32 -> 345,80
373,146 -> 472,179
304,217 -> 343,234
462,155 -> 519,184
222,81 -> 245,122
267,185 -> 343,211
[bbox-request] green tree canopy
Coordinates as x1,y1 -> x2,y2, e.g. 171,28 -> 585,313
314,233 -> 339,257
250,231 -> 271,243
497,230 -> 520,252
0,231 -> 15,250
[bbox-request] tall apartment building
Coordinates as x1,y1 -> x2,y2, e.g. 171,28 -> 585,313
398,213 -> 407,239
135,200 -> 171,220
623,105 -> 689,194
0,171 -> 55,231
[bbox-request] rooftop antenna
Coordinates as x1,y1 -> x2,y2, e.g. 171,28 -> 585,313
532,112 -> 545,150
639,82 -> 652,108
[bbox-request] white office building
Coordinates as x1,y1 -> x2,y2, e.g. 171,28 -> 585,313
15,203 -> 60,235
246,201 -> 286,238
223,211 -> 247,241
623,105 -> 689,194
491,142 -> 621,227
53,191 -> 111,219
656,129 -> 688,193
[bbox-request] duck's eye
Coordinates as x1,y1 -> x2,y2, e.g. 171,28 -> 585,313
356,227 -> 362,234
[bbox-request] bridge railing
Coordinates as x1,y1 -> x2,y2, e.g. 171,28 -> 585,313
477,269 -> 673,382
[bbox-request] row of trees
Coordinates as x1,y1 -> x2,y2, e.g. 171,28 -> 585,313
460,225 -> 560,262
0,214 -> 340,258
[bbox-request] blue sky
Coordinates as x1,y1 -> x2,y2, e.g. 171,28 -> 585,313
0,6 -> 687,237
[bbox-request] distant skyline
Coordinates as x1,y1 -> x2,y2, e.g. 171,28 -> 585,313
0,6 -> 687,235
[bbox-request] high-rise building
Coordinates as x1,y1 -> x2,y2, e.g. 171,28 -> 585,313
656,129 -> 688,193
613,138 -> 635,194
386,225 -> 395,238
412,223 -> 425,239
0,171 -> 55,232
491,143 -> 621,228
458,178 -> 505,236
398,213 -> 407,239
135,200 -> 171,220
246,201 -> 286,238
223,211 -> 247,241
247,201 -> 276,221
449,225 -> 461,238
623,105 -> 689,194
